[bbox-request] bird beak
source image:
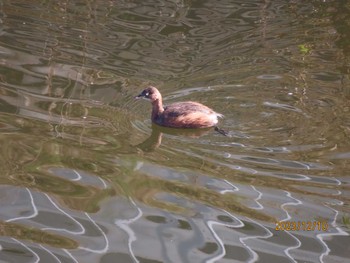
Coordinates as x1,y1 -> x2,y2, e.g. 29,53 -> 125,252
134,93 -> 143,100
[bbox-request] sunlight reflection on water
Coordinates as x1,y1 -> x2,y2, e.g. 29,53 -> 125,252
0,0 -> 349,262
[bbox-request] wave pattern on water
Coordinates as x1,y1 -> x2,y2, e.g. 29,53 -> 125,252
0,0 -> 350,263
0,169 -> 348,262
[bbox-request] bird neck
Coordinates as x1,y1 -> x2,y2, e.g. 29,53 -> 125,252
151,99 -> 164,121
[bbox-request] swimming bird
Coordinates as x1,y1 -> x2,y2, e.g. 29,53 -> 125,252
135,86 -> 226,135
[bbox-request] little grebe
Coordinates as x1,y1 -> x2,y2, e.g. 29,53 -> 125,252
135,86 -> 224,129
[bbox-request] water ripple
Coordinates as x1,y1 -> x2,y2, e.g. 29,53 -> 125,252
0,1 -> 349,262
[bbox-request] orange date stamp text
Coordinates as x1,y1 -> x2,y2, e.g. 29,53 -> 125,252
275,221 -> 328,231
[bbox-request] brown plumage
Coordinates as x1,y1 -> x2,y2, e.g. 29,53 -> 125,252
135,86 -> 223,129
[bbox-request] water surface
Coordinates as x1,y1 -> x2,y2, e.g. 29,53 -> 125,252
0,1 -> 349,262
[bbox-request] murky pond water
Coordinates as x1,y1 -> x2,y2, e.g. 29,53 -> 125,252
0,1 -> 349,262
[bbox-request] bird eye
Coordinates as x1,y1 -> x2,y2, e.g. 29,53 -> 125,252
145,92 -> 149,97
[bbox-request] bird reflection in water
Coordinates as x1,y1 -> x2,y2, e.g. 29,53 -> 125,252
135,123 -> 214,152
